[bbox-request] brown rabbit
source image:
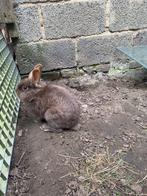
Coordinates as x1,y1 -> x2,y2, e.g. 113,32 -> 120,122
16,64 -> 80,132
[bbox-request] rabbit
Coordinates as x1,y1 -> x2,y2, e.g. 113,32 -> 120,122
16,64 -> 80,132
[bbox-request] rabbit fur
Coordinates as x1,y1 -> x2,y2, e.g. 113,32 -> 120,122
16,64 -> 80,131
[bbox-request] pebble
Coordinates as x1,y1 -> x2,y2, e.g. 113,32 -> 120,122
105,136 -> 112,140
18,129 -> 23,137
82,104 -> 88,113
130,184 -> 142,194
120,179 -> 128,186
78,176 -> 86,182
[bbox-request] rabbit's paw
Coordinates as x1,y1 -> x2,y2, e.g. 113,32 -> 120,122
40,124 -> 62,133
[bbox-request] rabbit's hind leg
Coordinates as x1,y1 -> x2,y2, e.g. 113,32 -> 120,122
43,107 -> 64,132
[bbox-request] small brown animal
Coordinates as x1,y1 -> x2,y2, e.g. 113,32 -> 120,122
16,64 -> 80,132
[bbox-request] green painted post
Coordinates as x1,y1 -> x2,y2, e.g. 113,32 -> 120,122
0,32 -> 20,195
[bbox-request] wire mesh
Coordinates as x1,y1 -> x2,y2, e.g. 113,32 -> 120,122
0,32 -> 20,195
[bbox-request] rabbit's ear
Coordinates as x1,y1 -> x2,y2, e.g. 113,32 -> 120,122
28,64 -> 43,83
28,65 -> 42,83
34,64 -> 43,72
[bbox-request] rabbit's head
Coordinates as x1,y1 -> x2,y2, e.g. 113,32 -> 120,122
16,64 -> 44,101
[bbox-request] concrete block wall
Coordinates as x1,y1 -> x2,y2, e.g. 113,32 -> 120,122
14,0 -> 147,75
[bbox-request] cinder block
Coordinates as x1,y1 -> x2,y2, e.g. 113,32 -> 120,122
109,0 -> 147,32
42,0 -> 105,39
16,39 -> 76,74
15,0 -> 64,3
77,32 -> 133,67
133,30 -> 147,46
15,5 -> 42,42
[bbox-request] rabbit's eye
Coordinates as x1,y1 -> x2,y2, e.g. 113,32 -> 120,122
22,86 -> 28,91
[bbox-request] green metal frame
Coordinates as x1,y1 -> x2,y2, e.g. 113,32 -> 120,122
0,32 -> 20,195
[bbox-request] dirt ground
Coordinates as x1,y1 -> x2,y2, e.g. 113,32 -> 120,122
7,74 -> 147,196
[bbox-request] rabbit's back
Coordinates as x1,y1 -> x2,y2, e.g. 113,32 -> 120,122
33,84 -> 80,129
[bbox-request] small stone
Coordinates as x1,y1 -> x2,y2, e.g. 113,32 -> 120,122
10,167 -> 18,176
132,116 -> 142,122
43,128 -> 49,132
99,144 -> 104,148
78,176 -> 86,182
65,188 -> 71,195
40,125 -> 50,132
18,129 -> 23,137
61,68 -> 76,78
15,189 -> 19,195
105,136 -> 112,140
76,124 -> 82,131
123,144 -> 130,148
130,184 -> 142,193
82,104 -> 88,113
40,179 -> 45,185
114,104 -> 123,114
60,140 -> 65,145
88,102 -> 94,106
67,181 -> 78,191
44,163 -> 49,170
95,110 -> 99,114
68,74 -> 99,89
78,185 -> 88,196
120,179 -> 128,186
